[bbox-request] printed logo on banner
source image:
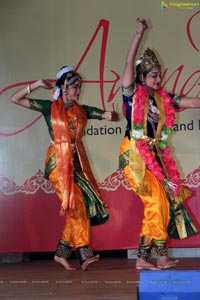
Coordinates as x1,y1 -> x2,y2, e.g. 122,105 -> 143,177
160,1 -> 200,10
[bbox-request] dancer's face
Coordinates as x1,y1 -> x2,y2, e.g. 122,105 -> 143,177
62,79 -> 82,107
142,67 -> 161,95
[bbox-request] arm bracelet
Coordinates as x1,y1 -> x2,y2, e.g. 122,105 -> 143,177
26,84 -> 31,94
173,95 -> 182,109
135,32 -> 143,39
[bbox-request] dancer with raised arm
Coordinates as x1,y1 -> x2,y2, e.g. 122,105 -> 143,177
119,18 -> 199,270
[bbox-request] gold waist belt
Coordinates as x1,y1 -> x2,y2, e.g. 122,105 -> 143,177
131,132 -> 160,147
142,135 -> 160,147
50,139 -> 76,145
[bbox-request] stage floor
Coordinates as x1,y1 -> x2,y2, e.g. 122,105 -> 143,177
1,256 -> 200,300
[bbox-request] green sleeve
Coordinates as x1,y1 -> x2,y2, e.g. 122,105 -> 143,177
82,104 -> 104,120
28,98 -> 52,113
28,98 -> 53,139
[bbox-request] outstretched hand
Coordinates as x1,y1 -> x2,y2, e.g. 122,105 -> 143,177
103,111 -> 120,121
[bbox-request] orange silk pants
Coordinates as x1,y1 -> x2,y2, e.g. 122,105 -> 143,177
120,137 -> 170,243
49,168 -> 90,248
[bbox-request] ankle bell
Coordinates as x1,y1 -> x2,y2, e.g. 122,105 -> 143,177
76,246 -> 94,265
55,240 -> 73,259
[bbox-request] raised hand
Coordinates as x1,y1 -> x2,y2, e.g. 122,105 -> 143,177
38,79 -> 53,90
136,18 -> 148,34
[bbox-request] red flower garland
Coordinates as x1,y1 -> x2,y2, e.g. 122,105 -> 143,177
133,84 -> 180,195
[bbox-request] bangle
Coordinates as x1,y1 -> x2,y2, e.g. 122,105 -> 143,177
26,84 -> 31,94
135,32 -> 143,39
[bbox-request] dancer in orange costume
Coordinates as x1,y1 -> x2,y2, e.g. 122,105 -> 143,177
119,18 -> 200,270
11,66 -> 119,271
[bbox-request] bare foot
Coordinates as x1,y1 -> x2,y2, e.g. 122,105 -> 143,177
136,258 -> 160,270
157,256 -> 179,269
82,254 -> 100,271
54,255 -> 76,270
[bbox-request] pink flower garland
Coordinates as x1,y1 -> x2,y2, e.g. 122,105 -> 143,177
133,84 -> 180,195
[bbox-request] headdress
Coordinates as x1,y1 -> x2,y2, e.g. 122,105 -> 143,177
136,48 -> 160,73
53,66 -> 81,100
56,66 -> 73,79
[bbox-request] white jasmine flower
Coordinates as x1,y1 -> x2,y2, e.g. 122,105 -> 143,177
132,129 -> 144,139
161,131 -> 168,141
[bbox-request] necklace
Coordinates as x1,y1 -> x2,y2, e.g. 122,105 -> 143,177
131,84 -> 180,195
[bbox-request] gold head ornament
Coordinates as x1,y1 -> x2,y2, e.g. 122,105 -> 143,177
136,48 -> 160,73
